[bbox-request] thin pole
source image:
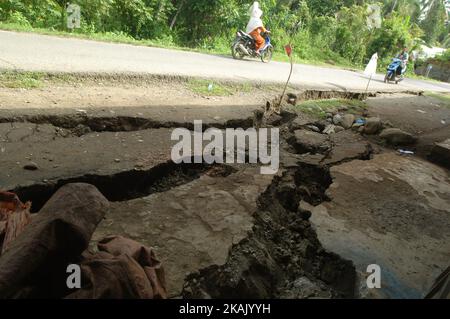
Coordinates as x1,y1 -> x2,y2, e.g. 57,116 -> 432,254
365,74 -> 373,93
267,22 -> 300,117
277,51 -> 294,113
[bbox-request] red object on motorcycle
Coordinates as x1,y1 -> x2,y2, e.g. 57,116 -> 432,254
285,45 -> 292,57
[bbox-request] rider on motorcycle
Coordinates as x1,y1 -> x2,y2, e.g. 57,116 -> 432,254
396,47 -> 409,78
246,2 -> 269,55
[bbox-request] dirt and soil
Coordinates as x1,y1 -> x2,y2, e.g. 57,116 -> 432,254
0,76 -> 449,299
311,154 -> 450,298
366,93 -> 450,158
0,75 -> 275,110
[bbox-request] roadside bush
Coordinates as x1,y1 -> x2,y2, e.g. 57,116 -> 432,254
0,0 -> 437,68
310,16 -> 337,50
0,0 -> 62,29
5,11 -> 31,27
435,49 -> 450,62
368,13 -> 421,61
333,5 -> 369,65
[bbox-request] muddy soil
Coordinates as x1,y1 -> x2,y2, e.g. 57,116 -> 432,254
92,165 -> 275,297
367,94 -> 450,135
366,93 -> 450,158
183,163 -> 356,299
0,86 -> 449,299
311,153 -> 450,298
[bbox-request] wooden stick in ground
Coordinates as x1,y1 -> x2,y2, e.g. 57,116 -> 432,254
365,74 -> 373,93
267,43 -> 294,118
277,53 -> 294,114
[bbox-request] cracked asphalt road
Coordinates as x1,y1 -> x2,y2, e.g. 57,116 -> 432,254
1,30 -> 449,92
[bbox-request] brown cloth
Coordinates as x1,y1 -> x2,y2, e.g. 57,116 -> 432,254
0,191 -> 32,255
0,191 -> 28,220
67,236 -> 167,299
249,26 -> 267,51
0,184 -> 166,299
0,184 -> 109,298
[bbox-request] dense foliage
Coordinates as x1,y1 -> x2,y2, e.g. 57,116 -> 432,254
0,0 -> 448,66
435,48 -> 450,61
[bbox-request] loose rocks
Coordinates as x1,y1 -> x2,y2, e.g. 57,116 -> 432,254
341,114 -> 355,129
291,129 -> 330,154
428,139 -> 450,169
379,128 -> 417,146
363,117 -> 382,135
23,162 -> 38,171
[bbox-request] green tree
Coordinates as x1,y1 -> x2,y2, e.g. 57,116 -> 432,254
420,0 -> 447,44
0,0 -> 436,67
369,12 -> 422,60
306,0 -> 344,16
333,5 -> 369,64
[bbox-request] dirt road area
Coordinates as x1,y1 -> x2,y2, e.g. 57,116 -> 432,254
0,76 -> 449,299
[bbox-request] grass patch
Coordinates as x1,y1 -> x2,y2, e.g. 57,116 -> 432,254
186,79 -> 253,96
0,71 -> 45,89
0,70 -> 277,94
296,98 -> 367,119
272,47 -> 361,70
408,73 -> 442,83
424,92 -> 450,107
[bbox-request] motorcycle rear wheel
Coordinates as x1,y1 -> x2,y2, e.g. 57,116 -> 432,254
231,42 -> 245,60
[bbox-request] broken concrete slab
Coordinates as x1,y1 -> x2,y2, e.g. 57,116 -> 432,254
429,139 -> 450,169
290,129 -> 330,154
322,131 -> 372,165
310,153 -> 450,298
0,127 -> 174,193
379,128 -> 417,146
182,164 -> 356,299
363,117 -> 382,135
0,104 -> 259,131
0,123 -> 72,143
92,166 -> 274,297
341,114 -> 355,129
290,116 -> 313,131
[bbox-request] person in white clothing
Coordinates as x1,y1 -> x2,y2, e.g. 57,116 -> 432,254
245,2 -> 269,55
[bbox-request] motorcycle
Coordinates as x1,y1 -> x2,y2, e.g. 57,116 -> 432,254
384,58 -> 405,84
231,30 -> 273,63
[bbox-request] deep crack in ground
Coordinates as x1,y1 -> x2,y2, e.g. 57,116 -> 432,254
2,91 -> 448,299
1,103 -> 361,298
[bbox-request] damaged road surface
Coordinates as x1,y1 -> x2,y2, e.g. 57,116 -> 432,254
93,166 -> 275,297
1,91 -> 449,299
310,153 -> 450,298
